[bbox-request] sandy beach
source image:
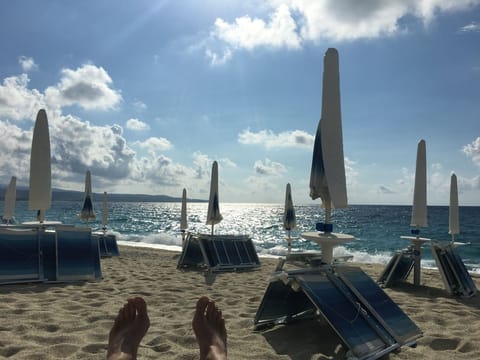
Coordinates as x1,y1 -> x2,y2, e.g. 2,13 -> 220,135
1,245 -> 479,359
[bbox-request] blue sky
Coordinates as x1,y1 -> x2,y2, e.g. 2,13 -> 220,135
1,0 -> 479,205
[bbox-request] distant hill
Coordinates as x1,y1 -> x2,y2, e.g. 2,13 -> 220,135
0,186 -> 206,203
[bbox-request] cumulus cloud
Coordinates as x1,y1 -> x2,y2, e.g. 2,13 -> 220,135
239,128 -> 314,149
0,74 -> 45,121
18,56 -> 38,72
460,21 -> 480,32
126,118 -> 150,131
206,0 -> 480,63
254,158 -> 287,176
213,4 -> 301,51
45,64 -> 122,110
137,136 -> 172,153
463,137 -> 480,166
379,185 -> 396,194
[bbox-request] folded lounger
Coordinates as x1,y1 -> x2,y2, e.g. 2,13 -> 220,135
377,248 -> 415,288
254,266 -> 422,360
0,227 -> 43,284
430,241 -> 477,298
55,226 -> 102,281
177,233 -> 260,272
93,232 -> 120,257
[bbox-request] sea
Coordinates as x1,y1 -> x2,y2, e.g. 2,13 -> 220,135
5,201 -> 480,274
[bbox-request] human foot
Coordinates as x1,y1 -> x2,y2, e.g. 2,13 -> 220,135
107,297 -> 150,360
192,296 -> 227,360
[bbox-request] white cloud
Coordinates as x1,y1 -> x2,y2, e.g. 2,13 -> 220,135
137,136 -> 172,153
254,158 -> 287,176
463,137 -> 480,166
206,48 -> 233,66
206,0 -> 480,63
460,21 -> 480,32
18,56 -> 38,72
0,74 -> 45,120
45,64 -> 122,110
213,4 -> 301,50
239,128 -> 314,149
126,118 -> 150,131
133,99 -> 147,110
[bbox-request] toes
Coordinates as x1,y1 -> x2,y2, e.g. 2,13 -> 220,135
195,296 -> 210,316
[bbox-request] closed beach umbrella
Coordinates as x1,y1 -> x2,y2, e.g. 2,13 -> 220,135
206,161 -> 222,235
309,48 -> 348,225
102,191 -> 108,231
29,109 -> 52,222
410,139 -> 427,228
449,173 -> 459,241
80,170 -> 96,222
283,183 -> 296,253
180,188 -> 188,242
3,176 -> 17,223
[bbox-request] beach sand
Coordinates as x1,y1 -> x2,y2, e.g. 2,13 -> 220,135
1,245 -> 479,359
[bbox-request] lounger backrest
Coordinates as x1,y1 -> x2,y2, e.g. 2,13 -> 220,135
55,226 -> 96,281
0,228 -> 43,284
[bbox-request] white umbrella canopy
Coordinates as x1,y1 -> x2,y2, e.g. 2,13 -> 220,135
79,170 -> 96,222
3,176 -> 17,223
283,183 -> 297,252
410,139 -> 427,228
449,173 -> 459,241
206,161 -> 222,234
309,48 -> 348,226
29,109 -> 52,222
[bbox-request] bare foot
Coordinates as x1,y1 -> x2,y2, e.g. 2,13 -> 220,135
192,296 -> 227,360
107,297 -> 150,360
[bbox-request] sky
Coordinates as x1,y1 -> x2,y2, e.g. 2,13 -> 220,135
1,0 -> 480,205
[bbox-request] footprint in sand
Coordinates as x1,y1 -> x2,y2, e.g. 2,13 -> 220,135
429,337 -> 459,351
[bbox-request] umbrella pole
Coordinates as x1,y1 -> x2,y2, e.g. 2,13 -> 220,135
325,201 -> 331,226
287,230 -> 291,255
211,224 -> 214,236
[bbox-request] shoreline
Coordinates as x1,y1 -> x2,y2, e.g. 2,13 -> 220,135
1,245 -> 479,359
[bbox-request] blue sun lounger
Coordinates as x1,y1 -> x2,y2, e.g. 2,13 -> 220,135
94,232 -> 120,257
254,266 -> 422,360
377,248 -> 415,288
55,226 -> 102,281
0,227 -> 44,284
430,241 -> 477,298
178,233 -> 260,272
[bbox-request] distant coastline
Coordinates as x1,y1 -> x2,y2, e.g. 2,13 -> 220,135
0,187 -> 207,203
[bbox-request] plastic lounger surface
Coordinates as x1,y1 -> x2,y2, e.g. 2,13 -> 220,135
178,233 -> 260,272
336,266 -> 422,345
0,228 -> 43,284
431,243 -> 477,297
378,250 -> 414,287
56,226 -> 95,281
255,267 -> 422,360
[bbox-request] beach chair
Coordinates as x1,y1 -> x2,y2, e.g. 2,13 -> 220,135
430,241 -> 477,298
177,233 -> 260,272
93,232 -> 120,257
40,229 -> 58,282
55,226 -> 101,281
0,227 -> 44,284
377,247 -> 415,288
254,266 -> 422,360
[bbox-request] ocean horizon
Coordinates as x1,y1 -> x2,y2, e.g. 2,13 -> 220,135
4,200 -> 480,275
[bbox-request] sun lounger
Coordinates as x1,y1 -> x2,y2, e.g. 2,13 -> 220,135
55,226 -> 101,281
254,266 -> 422,360
0,227 -> 44,284
430,241 -> 477,298
93,232 -> 120,257
377,248 -> 415,288
177,233 -> 260,272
